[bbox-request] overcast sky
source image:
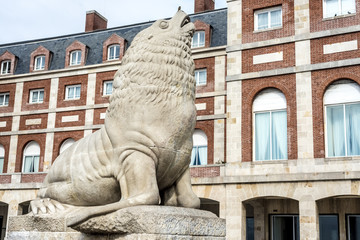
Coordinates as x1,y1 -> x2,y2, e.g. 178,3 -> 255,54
0,0 -> 227,45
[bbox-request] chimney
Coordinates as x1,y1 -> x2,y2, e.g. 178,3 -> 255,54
85,10 -> 107,32
194,0 -> 215,13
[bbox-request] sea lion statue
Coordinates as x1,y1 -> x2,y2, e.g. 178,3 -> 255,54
30,9 -> 200,226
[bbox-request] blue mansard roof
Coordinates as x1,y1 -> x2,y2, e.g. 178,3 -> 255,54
0,8 -> 227,75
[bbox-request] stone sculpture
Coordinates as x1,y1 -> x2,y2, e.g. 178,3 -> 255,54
30,9 -> 200,227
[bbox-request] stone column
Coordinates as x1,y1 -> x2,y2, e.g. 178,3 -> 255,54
299,196 -> 319,240
226,184 -> 246,239
84,73 -> 96,136
294,0 -> 314,159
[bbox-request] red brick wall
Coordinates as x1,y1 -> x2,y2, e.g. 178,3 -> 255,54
55,110 -> 86,128
311,32 -> 360,64
57,75 -> 88,108
0,116 -> 12,132
93,108 -> 107,125
0,83 -> 16,113
242,43 -> 295,73
195,57 -> 215,94
195,97 -> 214,116
85,11 -> 107,32
195,120 -> 214,164
310,0 -> 360,33
190,166 -> 220,177
21,173 -> 46,183
242,74 -> 297,162
21,79 -> 51,111
242,0 -> 294,44
194,0 -> 215,13
312,66 -> 360,158
19,114 -> 48,131
0,136 -> 10,173
15,133 -> 46,172
52,130 -> 84,162
95,71 -> 116,104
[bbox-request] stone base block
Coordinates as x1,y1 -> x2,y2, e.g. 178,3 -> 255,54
6,206 -> 225,240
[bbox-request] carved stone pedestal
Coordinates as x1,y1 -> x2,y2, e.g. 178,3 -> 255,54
6,206 -> 226,240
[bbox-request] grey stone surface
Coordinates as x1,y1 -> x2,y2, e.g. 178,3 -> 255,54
6,206 -> 225,240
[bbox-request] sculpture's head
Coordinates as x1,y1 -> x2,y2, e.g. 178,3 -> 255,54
131,9 -> 195,50
108,10 -> 196,115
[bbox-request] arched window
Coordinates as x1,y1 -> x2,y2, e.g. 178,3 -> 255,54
70,50 -> 82,66
59,138 -> 75,154
192,31 -> 205,48
22,141 -> 40,173
107,44 -> 120,60
324,80 -> 360,157
34,55 -> 45,71
0,144 -> 4,173
191,129 -> 208,165
253,88 -> 287,161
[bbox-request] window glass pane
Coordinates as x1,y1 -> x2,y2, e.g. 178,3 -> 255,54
246,218 -> 254,240
348,215 -> 360,240
23,156 -> 33,173
0,157 -> 3,173
33,156 -> 39,172
270,9 -> 282,27
40,56 -> 45,69
199,32 -> 205,47
198,70 -> 207,85
114,45 -> 120,59
255,112 -> 271,160
76,52 -> 81,64
68,87 -> 74,99
192,32 -> 199,47
32,91 -> 38,103
4,94 -> 9,105
326,105 -> 346,157
0,95 -> 4,106
325,0 -> 340,17
319,215 -> 338,240
271,111 -> 287,160
341,0 -> 356,14
75,86 -> 81,98
257,12 -> 269,29
109,46 -> 115,59
39,90 -> 44,102
272,216 -> 299,240
105,82 -> 113,95
345,103 -> 360,156
190,147 -> 197,165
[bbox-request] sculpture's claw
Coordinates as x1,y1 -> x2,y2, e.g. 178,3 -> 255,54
30,198 -> 66,215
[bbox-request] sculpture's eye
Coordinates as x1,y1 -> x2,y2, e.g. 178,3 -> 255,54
159,21 -> 169,29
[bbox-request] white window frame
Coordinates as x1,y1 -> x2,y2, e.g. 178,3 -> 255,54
191,31 -> 205,48
59,138 -> 75,154
22,141 -> 40,173
70,50 -> 82,66
253,88 -> 287,161
65,84 -> 81,100
29,89 -> 44,104
323,0 -> 356,18
0,93 -> 9,107
195,69 -> 207,86
107,45 -> 120,60
324,80 -> 360,158
103,80 -> 113,96
0,60 -> 11,75
0,144 -> 4,173
34,55 -> 45,71
254,6 -> 282,31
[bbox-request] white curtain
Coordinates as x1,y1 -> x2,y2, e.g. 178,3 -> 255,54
325,0 -> 339,17
346,103 -> 360,156
0,158 -> 3,173
106,82 -> 113,95
68,87 -> 74,99
190,146 -> 207,165
257,12 -> 268,29
39,90 -> 44,102
272,111 -> 287,160
270,9 -> 282,27
75,86 -> 81,98
23,156 -> 39,173
341,0 -> 356,14
326,105 -> 345,157
32,91 -> 38,102
255,112 -> 270,160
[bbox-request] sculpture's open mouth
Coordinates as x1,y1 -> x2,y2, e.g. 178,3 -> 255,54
181,16 -> 191,28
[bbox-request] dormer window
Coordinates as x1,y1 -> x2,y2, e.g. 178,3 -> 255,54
0,60 -> 11,75
34,56 -> 45,71
107,45 -> 120,60
192,31 -> 205,48
70,50 -> 82,66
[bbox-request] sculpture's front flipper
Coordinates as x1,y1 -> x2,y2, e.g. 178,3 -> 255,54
65,150 -> 161,226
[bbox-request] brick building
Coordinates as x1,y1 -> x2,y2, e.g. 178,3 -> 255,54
1,0 -> 360,239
